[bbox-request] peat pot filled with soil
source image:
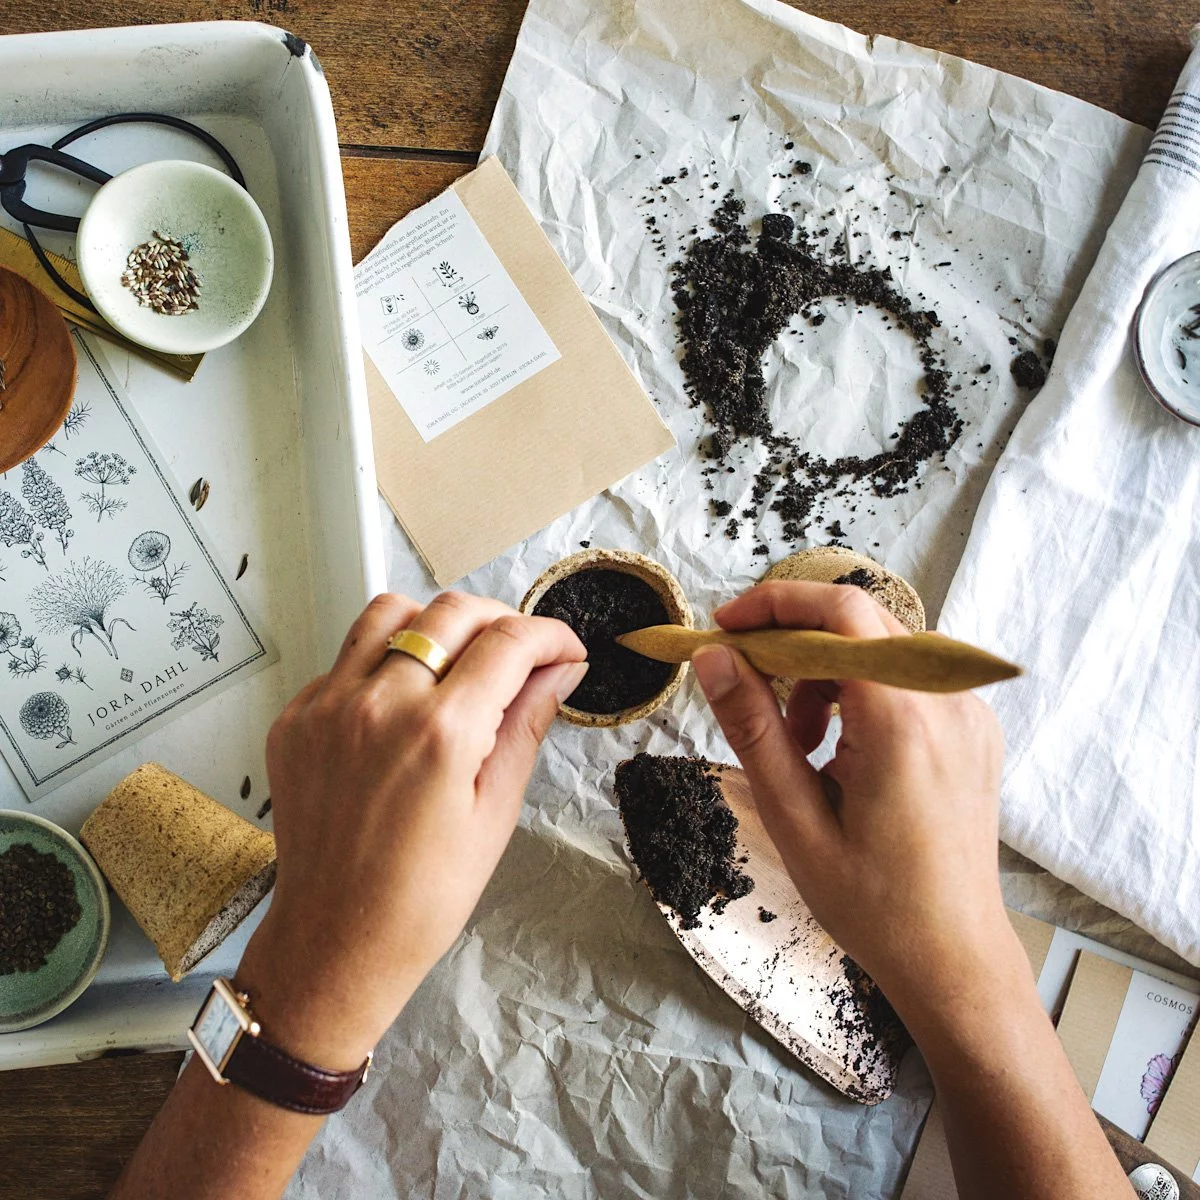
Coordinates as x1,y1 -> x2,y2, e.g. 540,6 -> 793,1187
520,549 -> 693,728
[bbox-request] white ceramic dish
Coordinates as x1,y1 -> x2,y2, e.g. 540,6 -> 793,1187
1135,251 -> 1200,427
0,21 -> 385,1069
77,159 -> 274,355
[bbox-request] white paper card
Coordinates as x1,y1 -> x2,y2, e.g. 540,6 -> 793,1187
0,334 -> 276,800
1091,969 -> 1199,1140
1036,925 -> 1200,1022
355,188 -> 561,442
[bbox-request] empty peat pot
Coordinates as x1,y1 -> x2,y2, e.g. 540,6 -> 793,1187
520,549 -> 693,727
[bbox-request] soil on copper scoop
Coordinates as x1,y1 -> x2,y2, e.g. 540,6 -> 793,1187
614,753 -> 754,929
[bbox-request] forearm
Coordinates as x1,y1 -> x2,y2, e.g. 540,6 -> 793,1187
894,925 -> 1129,1200
112,928 -> 381,1200
111,1056 -> 322,1200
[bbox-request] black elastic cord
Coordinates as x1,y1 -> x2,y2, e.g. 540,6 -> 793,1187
53,113 -> 246,189
23,221 -> 96,311
15,112 -> 247,313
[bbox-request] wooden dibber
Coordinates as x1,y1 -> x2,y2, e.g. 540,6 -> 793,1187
616,626 -> 1020,693
81,764 -> 276,982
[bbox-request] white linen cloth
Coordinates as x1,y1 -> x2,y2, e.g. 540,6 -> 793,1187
940,28 -> 1200,967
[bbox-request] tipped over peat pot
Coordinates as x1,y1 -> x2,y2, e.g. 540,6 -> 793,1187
520,549 -> 693,727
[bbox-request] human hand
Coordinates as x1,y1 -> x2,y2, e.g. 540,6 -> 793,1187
691,581 -> 1016,1033
235,592 -> 586,1068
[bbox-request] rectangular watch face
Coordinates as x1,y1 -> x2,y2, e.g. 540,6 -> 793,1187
192,984 -> 246,1075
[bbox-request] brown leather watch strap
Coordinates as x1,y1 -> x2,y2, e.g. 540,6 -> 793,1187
224,1031 -> 370,1115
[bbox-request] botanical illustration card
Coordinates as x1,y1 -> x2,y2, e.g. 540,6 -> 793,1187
0,333 -> 275,800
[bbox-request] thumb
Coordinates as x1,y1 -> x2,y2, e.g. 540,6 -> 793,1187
692,645 -> 836,853
475,661 -> 588,813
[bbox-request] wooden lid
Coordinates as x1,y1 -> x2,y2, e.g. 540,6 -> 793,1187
0,268 -> 77,473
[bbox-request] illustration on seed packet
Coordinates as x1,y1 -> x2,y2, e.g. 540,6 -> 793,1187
0,333 -> 276,801
1141,1051 -> 1183,1117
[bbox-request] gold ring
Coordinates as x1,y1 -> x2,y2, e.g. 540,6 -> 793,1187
386,630 -> 452,681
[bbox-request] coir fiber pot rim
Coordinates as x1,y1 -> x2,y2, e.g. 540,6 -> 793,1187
519,549 -> 693,728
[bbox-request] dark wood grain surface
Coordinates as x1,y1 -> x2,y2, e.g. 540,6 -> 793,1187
0,2 -> 1196,1196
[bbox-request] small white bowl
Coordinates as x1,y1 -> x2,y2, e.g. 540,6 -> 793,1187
1135,251 -> 1200,427
77,159 -> 274,355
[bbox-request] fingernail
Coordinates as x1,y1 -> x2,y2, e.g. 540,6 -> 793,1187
692,645 -> 739,701
552,662 -> 589,704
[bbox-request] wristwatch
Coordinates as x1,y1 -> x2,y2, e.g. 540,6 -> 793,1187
188,978 -> 372,1115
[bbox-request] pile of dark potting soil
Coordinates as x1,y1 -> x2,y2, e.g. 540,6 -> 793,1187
670,192 -> 964,540
0,842 -> 82,975
533,568 -> 674,714
614,753 -> 754,929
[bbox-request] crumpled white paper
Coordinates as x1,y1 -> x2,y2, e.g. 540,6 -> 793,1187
288,1 -> 1157,1194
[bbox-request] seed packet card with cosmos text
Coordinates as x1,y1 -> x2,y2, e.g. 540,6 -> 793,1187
1056,951 -> 1199,1141
0,333 -> 275,800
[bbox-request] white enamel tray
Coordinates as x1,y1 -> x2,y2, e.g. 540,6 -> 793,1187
0,21 -> 385,1068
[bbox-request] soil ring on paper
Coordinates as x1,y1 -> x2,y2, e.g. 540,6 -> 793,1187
669,193 -> 964,542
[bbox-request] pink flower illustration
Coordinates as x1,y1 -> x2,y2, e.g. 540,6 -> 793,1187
1140,1052 -> 1181,1116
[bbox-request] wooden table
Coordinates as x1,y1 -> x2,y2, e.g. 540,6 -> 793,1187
0,2 -> 1194,1196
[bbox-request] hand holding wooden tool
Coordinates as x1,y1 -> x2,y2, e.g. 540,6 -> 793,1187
615,626 -> 1021,693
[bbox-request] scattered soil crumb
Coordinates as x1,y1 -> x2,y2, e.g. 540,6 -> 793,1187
828,955 -> 909,1081
1010,349 -> 1047,391
833,567 -> 881,594
758,907 -> 778,923
614,754 -> 753,929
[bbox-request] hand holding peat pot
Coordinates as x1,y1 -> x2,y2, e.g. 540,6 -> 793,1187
688,580 -> 1013,1025
231,592 -> 587,1071
115,584 -> 1132,1200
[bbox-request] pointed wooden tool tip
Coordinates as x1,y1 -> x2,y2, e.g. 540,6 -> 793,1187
615,626 -> 698,664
